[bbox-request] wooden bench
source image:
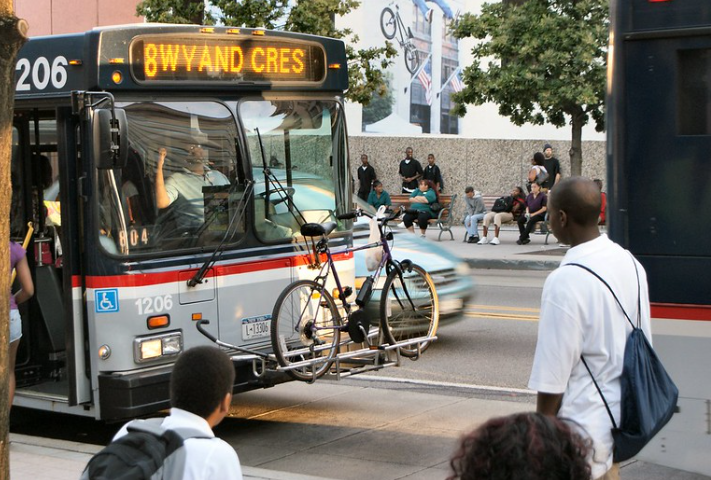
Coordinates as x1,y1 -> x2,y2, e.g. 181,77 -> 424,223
389,193 -> 458,241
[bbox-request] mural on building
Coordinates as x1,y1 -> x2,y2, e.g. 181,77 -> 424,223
361,0 -> 464,135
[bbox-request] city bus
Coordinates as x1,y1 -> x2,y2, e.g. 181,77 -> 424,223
10,24 -> 352,421
607,0 -> 711,474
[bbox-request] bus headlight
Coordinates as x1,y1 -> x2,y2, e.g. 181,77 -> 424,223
133,331 -> 183,363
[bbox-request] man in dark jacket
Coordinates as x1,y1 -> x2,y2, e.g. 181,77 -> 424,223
423,153 -> 444,192
357,154 -> 377,201
541,143 -> 561,191
398,147 -> 423,193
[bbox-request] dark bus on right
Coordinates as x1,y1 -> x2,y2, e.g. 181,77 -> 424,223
607,0 -> 711,475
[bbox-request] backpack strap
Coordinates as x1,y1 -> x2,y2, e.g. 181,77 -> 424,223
565,254 -> 642,430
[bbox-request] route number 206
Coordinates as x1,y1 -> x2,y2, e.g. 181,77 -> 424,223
16,56 -> 68,92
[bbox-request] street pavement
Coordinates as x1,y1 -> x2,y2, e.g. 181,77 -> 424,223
8,225 -> 709,480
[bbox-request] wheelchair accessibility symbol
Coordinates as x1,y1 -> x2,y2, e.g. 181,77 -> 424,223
95,289 -> 119,313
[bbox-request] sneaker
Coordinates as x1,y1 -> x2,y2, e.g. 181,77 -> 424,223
477,237 -> 488,245
425,7 -> 434,23
490,237 -> 500,245
516,239 -> 523,245
420,234 -> 426,238
522,238 -> 531,245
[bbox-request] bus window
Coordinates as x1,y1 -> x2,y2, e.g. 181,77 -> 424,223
238,99 -> 344,242
101,101 -> 244,254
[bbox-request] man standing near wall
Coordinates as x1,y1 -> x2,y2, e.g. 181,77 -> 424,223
399,147 -> 423,194
357,154 -> 377,201
541,143 -> 561,191
423,153 -> 444,192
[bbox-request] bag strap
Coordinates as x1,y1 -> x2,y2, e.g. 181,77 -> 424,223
565,254 -> 642,430
126,418 -> 211,441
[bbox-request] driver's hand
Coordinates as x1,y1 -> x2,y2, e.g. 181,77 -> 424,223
158,148 -> 167,168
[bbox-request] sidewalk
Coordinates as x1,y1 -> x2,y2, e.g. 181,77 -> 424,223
9,433 -> 333,480
426,224 -> 567,271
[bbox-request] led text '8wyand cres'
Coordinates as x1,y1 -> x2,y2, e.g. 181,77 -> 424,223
129,36 -> 326,83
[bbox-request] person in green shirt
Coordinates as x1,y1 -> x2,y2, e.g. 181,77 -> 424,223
403,179 -> 438,237
367,180 -> 392,209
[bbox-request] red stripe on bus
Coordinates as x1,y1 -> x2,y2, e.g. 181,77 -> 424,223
651,303 -> 711,321
79,251 -> 353,289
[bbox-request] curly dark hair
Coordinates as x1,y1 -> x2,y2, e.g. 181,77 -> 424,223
447,412 -> 592,480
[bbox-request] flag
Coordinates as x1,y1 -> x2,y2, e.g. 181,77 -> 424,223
418,58 -> 432,106
451,72 -> 464,93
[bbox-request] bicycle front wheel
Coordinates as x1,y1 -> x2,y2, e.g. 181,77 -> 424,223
405,45 -> 420,74
380,7 -> 397,39
380,263 -> 439,358
271,280 -> 341,381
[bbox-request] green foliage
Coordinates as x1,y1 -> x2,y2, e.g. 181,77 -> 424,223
452,0 -> 608,132
362,72 -> 394,127
135,0 -> 396,105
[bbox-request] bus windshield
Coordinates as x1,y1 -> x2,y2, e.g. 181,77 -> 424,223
97,98 -> 345,254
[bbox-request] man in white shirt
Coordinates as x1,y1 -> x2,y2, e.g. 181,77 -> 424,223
528,177 -> 652,480
113,346 -> 243,479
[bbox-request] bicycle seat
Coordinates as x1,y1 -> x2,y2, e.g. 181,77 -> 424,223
300,221 -> 337,237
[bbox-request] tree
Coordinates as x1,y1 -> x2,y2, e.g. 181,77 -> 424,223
136,0 -> 396,105
0,2 -> 27,477
452,0 -> 608,176
362,72 -> 394,128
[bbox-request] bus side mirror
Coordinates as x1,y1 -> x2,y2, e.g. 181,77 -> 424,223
92,108 -> 128,169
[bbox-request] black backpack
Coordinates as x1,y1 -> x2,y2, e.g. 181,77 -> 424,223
491,196 -> 513,213
81,418 -> 210,480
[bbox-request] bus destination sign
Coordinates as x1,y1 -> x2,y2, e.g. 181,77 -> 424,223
129,35 -> 326,84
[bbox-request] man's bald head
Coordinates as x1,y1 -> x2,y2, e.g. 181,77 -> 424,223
550,177 -> 602,227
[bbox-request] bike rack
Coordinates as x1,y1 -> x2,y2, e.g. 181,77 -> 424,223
222,334 -> 438,383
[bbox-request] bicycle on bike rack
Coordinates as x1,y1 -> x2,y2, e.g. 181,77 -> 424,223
380,3 -> 421,74
270,207 -> 439,382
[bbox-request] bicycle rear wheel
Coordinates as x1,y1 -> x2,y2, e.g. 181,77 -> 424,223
380,7 -> 397,39
271,280 -> 341,381
404,44 -> 420,74
380,263 -> 439,357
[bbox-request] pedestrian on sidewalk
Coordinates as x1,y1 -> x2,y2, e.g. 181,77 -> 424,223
107,346 -> 243,479
528,177 -> 652,480
463,186 -> 485,243
541,143 -> 562,191
357,153 -> 377,201
423,153 -> 443,192
398,147 -> 423,194
447,412 -> 591,480
9,240 -> 34,407
478,186 -> 526,245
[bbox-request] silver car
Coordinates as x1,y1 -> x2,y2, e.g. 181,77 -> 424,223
353,199 -> 474,322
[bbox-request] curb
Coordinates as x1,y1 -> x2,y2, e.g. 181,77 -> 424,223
465,258 -> 561,271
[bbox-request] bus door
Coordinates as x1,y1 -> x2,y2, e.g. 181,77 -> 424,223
619,32 -> 711,473
10,106 -> 90,408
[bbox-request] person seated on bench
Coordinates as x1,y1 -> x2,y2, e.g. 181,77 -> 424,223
517,182 -> 548,245
479,187 -> 526,245
463,186 -> 486,243
367,180 -> 392,209
594,179 -> 606,225
403,179 -> 438,238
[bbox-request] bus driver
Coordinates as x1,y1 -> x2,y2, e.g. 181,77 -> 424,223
155,144 -> 229,230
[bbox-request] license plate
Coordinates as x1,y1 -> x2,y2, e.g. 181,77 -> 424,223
241,315 -> 271,340
439,298 -> 463,315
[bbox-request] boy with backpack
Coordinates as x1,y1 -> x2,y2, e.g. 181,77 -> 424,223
82,346 -> 242,479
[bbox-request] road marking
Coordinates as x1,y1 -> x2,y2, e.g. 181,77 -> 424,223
348,375 -> 536,396
465,304 -> 540,322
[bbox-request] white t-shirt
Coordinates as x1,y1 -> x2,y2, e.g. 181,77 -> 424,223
114,408 -> 243,480
528,234 -> 651,479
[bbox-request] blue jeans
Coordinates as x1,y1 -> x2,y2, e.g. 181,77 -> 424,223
412,0 -> 455,19
464,213 -> 485,237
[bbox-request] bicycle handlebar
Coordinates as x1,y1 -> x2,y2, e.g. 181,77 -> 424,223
339,207 -> 402,224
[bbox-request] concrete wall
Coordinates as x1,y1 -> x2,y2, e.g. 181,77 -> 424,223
348,134 -> 606,219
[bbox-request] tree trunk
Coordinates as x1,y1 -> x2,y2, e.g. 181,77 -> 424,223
568,110 -> 584,177
0,2 -> 28,478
